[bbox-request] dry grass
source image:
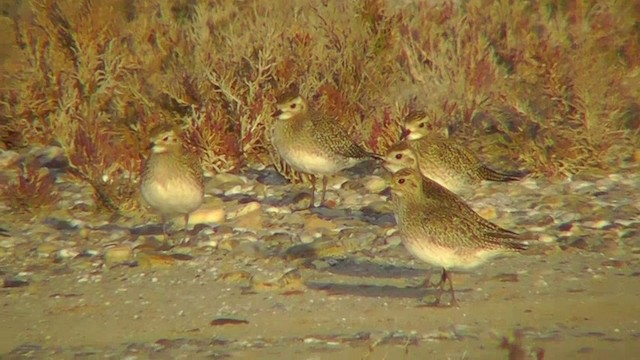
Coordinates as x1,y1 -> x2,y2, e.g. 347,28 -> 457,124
0,0 -> 638,213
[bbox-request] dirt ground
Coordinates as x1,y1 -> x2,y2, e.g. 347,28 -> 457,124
2,239 -> 639,359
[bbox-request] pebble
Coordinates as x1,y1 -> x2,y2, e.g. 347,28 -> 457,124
103,245 -> 133,267
304,215 -> 338,232
36,243 -> 58,258
183,206 -> 225,228
228,201 -> 261,219
363,175 -> 388,193
290,192 -> 313,211
476,206 -> 497,220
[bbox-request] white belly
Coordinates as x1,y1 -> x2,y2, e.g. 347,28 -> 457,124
402,237 -> 501,270
142,178 -> 203,216
281,149 -> 346,175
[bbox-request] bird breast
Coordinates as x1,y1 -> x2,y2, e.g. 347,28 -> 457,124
141,155 -> 203,215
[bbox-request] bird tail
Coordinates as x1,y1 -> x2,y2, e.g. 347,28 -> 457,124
478,166 -> 524,182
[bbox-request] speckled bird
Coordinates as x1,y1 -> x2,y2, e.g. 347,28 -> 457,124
390,167 -> 527,306
141,127 -> 204,239
271,88 -> 382,208
384,143 -> 518,236
401,110 -> 522,194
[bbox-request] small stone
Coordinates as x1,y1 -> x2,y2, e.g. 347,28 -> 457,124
385,234 -> 403,247
601,259 -> 625,268
363,175 -> 388,193
210,318 -> 249,326
299,233 -> 315,244
568,238 -> 589,250
477,206 -> 497,220
253,183 -> 267,199
54,249 -> 79,261
291,192 -> 313,211
135,252 -> 176,268
263,232 -> 293,244
557,222 -> 573,232
217,270 -> 252,284
205,173 -> 247,194
341,180 -> 363,191
36,243 -> 58,258
534,279 -> 548,287
2,278 -> 29,288
328,175 -> 349,189
304,215 -> 337,232
188,206 -> 225,227
224,184 -> 244,196
362,200 -> 393,215
538,234 -> 556,243
256,167 -> 288,186
104,245 -> 133,267
583,219 -> 612,230
231,210 -> 264,232
228,201 -> 261,219
229,240 -> 268,259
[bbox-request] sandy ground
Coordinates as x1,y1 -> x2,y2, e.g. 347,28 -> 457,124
2,241 -> 639,359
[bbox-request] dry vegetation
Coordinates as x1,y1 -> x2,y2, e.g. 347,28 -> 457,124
0,0 -> 638,213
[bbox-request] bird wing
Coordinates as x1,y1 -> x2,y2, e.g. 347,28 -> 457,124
415,137 -> 479,171
312,111 -> 372,159
414,204 -> 524,251
420,177 -> 519,236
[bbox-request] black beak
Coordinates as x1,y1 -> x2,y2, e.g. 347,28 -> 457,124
147,142 -> 154,150
272,109 -> 282,117
400,128 -> 410,140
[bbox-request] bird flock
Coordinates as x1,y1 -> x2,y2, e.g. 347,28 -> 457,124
141,87 -> 531,307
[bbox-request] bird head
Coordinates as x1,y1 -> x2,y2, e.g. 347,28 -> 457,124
383,141 -> 419,173
272,86 -> 307,120
390,167 -> 422,199
149,130 -> 181,154
402,110 -> 429,140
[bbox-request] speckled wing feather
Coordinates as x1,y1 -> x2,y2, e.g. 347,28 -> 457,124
415,137 -> 521,182
419,176 -> 518,236
180,149 -> 204,186
312,111 -> 373,160
413,137 -> 478,172
407,205 -> 525,251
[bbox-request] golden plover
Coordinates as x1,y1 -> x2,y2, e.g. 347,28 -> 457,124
390,167 -> 527,306
271,88 -> 382,208
383,144 -> 518,236
401,110 -> 522,194
141,126 -> 204,240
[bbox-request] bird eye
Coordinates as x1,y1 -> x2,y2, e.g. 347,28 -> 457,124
290,103 -> 297,109
419,123 -> 425,128
395,153 -> 403,160
162,136 -> 169,141
398,178 -> 406,184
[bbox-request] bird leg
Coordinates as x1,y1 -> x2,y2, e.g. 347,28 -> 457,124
180,213 -> 191,244
415,273 -> 435,288
432,268 -> 459,307
309,174 -> 317,208
160,214 -> 169,241
320,175 -> 329,206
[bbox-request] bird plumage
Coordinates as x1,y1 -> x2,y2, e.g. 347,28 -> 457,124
271,89 -> 381,207
401,111 -> 523,193
390,167 -> 527,306
141,128 -> 204,240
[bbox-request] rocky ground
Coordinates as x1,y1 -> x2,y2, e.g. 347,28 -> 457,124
1,148 -> 639,359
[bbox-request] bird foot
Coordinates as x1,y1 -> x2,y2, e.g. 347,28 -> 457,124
417,294 -> 460,308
